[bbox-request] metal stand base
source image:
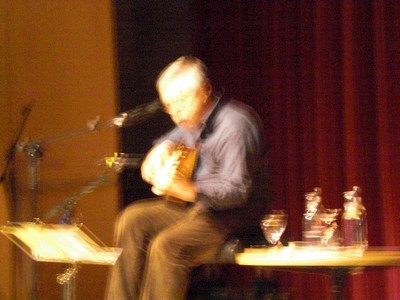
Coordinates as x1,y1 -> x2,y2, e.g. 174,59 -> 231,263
57,264 -> 79,300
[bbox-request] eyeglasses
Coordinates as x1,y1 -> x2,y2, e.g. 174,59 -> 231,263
161,89 -> 199,114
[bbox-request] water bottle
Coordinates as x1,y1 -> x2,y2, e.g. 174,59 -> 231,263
302,187 -> 324,244
341,186 -> 368,248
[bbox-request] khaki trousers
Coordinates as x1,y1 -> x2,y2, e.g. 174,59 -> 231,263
105,198 -> 228,300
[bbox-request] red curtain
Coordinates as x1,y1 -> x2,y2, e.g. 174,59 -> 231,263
194,1 -> 400,298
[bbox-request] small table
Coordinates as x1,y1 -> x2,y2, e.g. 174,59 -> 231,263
235,245 -> 400,299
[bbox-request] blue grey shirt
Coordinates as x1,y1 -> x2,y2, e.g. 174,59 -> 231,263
157,98 -> 267,211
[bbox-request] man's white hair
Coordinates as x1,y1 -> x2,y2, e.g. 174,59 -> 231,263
156,56 -> 209,101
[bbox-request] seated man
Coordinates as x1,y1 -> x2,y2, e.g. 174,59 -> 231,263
105,56 -> 272,300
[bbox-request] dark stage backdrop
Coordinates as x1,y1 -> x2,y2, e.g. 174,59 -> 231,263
192,1 -> 400,299
114,0 -> 192,205
115,1 -> 400,298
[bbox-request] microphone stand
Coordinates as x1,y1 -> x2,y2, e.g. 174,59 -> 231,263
1,104 -> 33,183
43,153 -> 141,300
18,99 -> 163,219
15,114 -> 107,300
17,116 -> 101,221
18,100 -> 162,218
14,101 -> 161,300
0,104 -> 38,300
45,153 -> 143,224
0,103 -> 33,215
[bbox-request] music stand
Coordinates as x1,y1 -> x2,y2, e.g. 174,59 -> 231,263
1,220 -> 122,300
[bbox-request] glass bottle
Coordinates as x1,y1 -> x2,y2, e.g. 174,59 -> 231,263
341,186 -> 368,248
302,187 -> 324,244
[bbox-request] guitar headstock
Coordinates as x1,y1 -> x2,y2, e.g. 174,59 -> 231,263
103,153 -> 143,173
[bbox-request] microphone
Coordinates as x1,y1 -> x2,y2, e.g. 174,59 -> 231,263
112,100 -> 164,128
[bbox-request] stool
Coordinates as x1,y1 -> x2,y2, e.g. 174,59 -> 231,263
188,235 -> 274,299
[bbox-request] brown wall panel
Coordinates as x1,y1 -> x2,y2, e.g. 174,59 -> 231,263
0,1 -> 119,299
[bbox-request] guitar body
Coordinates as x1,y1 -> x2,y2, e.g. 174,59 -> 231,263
152,143 -> 198,204
171,144 -> 198,179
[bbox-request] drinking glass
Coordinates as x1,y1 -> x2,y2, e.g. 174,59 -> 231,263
260,210 -> 288,246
